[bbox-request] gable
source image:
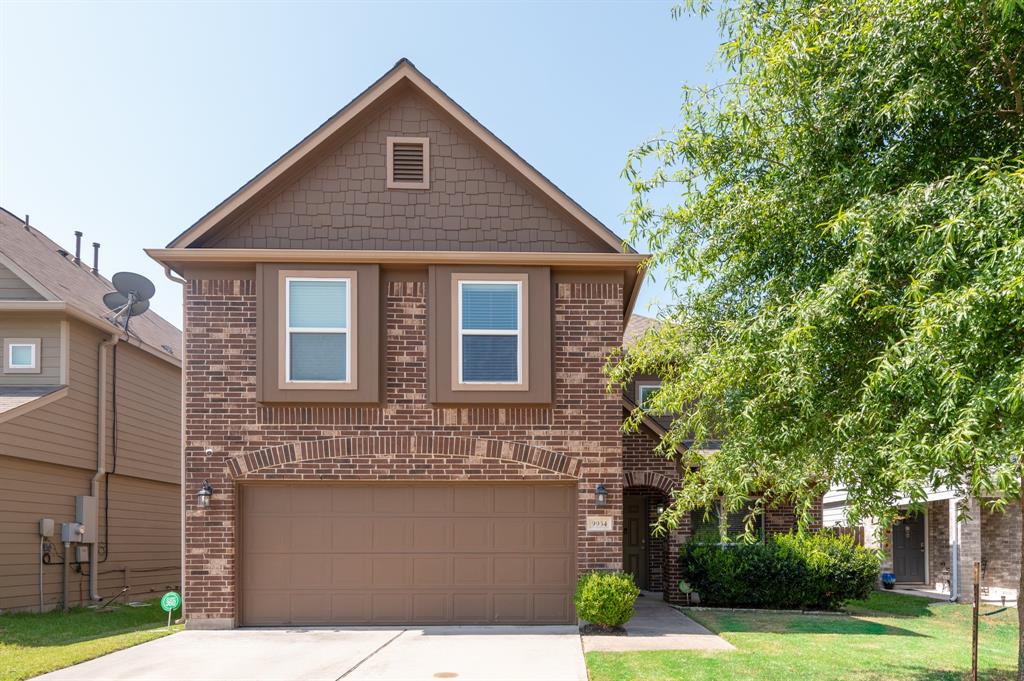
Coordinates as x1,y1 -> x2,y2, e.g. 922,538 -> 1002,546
0,261 -> 44,301
202,91 -> 611,252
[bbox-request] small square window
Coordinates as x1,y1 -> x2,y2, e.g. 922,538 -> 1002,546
284,278 -> 351,384
386,137 -> 430,189
4,338 -> 41,373
457,280 -> 522,385
638,383 -> 661,410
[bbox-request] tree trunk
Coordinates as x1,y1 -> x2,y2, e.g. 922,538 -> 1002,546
1018,481 -> 1023,681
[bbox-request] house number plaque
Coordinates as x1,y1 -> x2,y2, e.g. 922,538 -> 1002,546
586,516 -> 614,532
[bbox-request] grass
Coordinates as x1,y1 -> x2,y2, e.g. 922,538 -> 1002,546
0,600 -> 182,681
586,592 -> 1019,681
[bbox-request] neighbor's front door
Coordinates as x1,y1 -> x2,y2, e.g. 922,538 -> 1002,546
623,493 -> 649,590
892,513 -> 926,583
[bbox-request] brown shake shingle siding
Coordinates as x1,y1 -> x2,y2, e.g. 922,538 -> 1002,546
206,93 -> 608,253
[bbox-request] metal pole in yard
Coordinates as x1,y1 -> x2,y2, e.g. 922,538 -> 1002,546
971,561 -> 979,681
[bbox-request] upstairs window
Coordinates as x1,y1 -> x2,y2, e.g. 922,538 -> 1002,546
4,338 -> 40,373
458,281 -> 522,385
285,277 -> 351,383
638,383 -> 661,410
386,136 -> 430,189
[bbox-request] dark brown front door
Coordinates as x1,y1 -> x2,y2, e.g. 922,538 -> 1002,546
892,513 -> 926,582
623,493 -> 648,590
239,483 -> 577,626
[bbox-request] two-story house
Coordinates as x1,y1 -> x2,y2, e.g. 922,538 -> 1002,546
0,209 -> 182,612
149,60 -> 813,628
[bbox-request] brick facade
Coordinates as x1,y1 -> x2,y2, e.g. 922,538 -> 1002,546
183,277 -> 623,626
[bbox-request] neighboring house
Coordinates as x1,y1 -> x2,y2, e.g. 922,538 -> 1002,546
149,59 -> 806,629
0,209 -> 182,612
824,486 -> 1020,602
619,314 -> 822,600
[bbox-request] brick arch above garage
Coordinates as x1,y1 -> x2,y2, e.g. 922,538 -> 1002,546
225,435 -> 582,480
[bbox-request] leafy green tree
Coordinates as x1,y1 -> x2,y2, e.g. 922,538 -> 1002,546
608,0 -> 1024,672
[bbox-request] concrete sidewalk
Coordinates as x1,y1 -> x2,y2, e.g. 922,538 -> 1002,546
581,594 -> 735,653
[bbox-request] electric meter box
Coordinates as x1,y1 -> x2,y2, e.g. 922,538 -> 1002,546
75,496 -> 98,544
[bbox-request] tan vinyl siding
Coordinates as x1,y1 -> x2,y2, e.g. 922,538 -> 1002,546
0,320 -> 180,484
0,455 -> 180,612
0,315 -> 61,386
0,261 -> 44,300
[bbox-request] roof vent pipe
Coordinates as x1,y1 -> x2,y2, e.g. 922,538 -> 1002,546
74,231 -> 83,265
92,242 -> 100,275
24,214 -> 30,231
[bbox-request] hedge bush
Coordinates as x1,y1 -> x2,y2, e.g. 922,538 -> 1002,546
679,531 -> 879,610
573,571 -> 640,627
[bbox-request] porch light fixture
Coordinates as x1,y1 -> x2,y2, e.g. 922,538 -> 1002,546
197,480 -> 215,508
595,484 -> 608,507
656,503 -> 666,515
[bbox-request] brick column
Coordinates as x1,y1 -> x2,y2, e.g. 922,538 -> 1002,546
955,497 -> 982,601
664,513 -> 692,604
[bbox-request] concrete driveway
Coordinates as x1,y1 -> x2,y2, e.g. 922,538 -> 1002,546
34,625 -> 588,681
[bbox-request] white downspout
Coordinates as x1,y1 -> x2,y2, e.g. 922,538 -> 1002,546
948,496 -> 959,602
91,332 -> 119,602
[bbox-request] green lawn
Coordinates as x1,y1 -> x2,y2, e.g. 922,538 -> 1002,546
0,600 -> 181,681
587,592 -> 1019,681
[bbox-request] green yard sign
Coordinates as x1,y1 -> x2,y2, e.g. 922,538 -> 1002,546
160,591 -> 181,627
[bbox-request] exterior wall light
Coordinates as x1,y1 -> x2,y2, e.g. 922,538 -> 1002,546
197,480 -> 215,508
656,503 -> 666,515
595,484 -> 608,507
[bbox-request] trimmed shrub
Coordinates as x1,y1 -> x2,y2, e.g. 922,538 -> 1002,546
679,531 -> 880,610
573,571 -> 640,627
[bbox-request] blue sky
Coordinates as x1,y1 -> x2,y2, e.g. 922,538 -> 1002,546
0,1 -> 722,325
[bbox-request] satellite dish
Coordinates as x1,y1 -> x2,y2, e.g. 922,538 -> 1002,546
103,292 -> 150,316
111,272 -> 156,302
103,272 -> 155,334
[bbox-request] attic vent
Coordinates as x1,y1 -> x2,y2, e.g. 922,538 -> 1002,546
387,137 -> 430,189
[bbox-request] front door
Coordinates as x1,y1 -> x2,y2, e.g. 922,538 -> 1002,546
623,493 -> 648,590
892,513 -> 926,583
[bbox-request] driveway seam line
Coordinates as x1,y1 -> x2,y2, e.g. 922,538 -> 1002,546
336,628 -> 407,680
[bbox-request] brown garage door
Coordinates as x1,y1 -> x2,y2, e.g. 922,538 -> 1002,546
240,483 -> 576,626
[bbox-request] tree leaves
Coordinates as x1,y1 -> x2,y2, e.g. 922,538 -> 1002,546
611,0 -> 1024,533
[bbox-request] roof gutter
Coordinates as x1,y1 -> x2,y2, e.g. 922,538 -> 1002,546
0,301 -> 181,368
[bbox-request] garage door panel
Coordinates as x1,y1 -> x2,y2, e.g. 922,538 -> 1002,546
372,517 -> 411,551
291,486 -> 333,514
413,486 -> 452,513
534,519 -> 573,550
243,554 -> 289,589
413,518 -> 451,550
291,517 -> 331,551
331,556 -> 370,586
371,557 -> 409,586
413,556 -> 449,586
494,486 -> 531,513
331,593 -> 370,621
494,556 -> 529,585
453,487 -> 492,514
290,556 -> 332,588
493,518 -> 531,551
452,518 -> 490,550
373,486 -> 413,514
534,556 -> 572,585
240,483 -> 576,626
332,486 -> 371,513
452,556 -> 490,585
332,517 -> 372,551
452,593 -> 489,621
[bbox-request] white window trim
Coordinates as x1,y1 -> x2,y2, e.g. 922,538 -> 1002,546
284,276 -> 352,385
4,338 -> 41,374
638,383 -> 661,410
457,280 -> 522,385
